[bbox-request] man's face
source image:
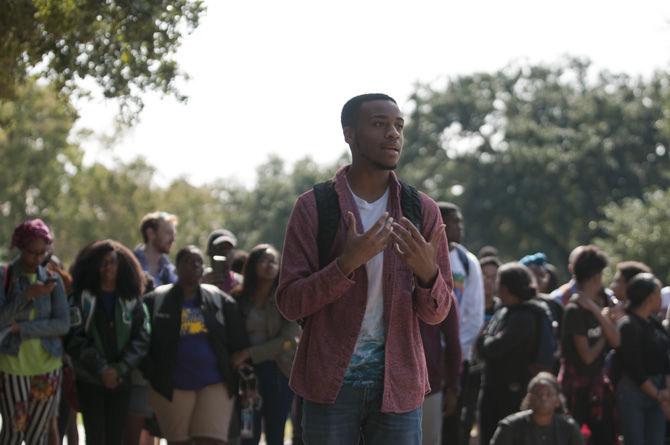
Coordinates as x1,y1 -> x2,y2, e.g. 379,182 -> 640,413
345,100 -> 404,171
482,264 -> 498,299
149,220 -> 176,254
444,211 -> 463,244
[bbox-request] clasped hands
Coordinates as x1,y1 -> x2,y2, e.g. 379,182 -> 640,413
336,211 -> 445,287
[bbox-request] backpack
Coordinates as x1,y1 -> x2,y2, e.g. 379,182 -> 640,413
299,179 -> 423,328
452,243 -> 470,277
524,299 -> 557,376
313,179 -> 423,268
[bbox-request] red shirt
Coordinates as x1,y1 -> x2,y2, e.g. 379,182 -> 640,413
277,166 -> 455,413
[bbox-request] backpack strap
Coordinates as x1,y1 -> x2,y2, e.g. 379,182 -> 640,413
453,244 -> 471,277
314,180 -> 340,269
398,181 -> 422,231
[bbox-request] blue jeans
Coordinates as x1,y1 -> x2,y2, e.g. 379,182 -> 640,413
616,376 -> 666,445
302,384 -> 422,445
242,361 -> 294,445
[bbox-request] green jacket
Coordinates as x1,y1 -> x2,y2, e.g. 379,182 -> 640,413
65,290 -> 150,387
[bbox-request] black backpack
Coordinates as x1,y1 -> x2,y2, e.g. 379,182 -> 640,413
313,179 -> 423,268
295,179 -> 422,328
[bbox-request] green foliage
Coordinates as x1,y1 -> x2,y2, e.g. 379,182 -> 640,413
595,189 -> 670,283
222,155 -> 339,251
0,0 -> 205,123
400,57 -> 670,271
0,79 -> 82,258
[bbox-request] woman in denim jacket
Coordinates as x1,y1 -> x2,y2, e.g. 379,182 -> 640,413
0,219 -> 69,444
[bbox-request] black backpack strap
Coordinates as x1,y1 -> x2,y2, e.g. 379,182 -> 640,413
399,181 -> 422,231
313,180 -> 341,269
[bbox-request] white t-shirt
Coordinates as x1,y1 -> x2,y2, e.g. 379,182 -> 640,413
343,186 -> 388,387
450,245 -> 484,361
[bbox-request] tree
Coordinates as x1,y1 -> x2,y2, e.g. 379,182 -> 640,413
400,58 -> 670,273
595,189 -> 670,284
0,79 -> 82,259
222,155 -> 340,251
1,0 -> 205,122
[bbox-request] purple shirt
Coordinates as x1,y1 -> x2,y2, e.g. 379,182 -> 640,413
277,166 -> 455,413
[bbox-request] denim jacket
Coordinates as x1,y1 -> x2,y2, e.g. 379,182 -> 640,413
0,260 -> 70,358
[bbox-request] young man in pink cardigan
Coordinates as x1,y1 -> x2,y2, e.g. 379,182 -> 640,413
277,93 -> 456,444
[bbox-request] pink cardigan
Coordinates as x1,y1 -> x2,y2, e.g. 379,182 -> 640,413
277,166 -> 455,413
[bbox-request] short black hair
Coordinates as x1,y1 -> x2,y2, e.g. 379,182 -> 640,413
626,273 -> 661,310
437,201 -> 461,221
573,245 -> 608,284
176,245 -> 203,266
616,261 -> 652,283
341,93 -> 396,128
498,262 -> 537,301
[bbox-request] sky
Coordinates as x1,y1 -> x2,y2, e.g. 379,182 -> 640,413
74,0 -> 670,188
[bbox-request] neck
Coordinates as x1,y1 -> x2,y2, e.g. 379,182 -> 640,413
532,411 -> 553,427
18,261 -> 36,275
252,280 -> 274,304
632,305 -> 652,320
347,165 -> 391,202
578,283 -> 600,300
100,282 -> 115,293
144,244 -> 162,265
179,282 -> 198,300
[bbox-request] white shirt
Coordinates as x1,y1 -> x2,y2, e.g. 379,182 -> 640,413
343,186 -> 389,385
450,244 -> 484,361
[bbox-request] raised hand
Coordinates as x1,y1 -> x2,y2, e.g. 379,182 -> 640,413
392,218 -> 445,287
337,211 -> 394,276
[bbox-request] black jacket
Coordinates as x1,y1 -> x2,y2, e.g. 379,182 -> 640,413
491,410 -> 584,445
140,283 -> 249,401
65,290 -> 150,387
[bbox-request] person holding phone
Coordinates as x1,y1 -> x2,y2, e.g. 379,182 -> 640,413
0,219 -> 70,444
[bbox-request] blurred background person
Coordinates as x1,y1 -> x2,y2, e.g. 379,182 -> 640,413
490,372 -> 583,445
477,263 -> 542,445
203,229 -> 242,293
231,244 -> 299,445
142,246 -> 248,445
0,219 -> 69,444
559,246 -> 620,445
66,240 -> 150,445
614,273 -> 670,445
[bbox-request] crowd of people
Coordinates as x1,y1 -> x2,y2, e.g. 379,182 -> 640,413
2,92 -> 670,445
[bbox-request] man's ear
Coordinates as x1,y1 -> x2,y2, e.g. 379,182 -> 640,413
343,126 -> 355,145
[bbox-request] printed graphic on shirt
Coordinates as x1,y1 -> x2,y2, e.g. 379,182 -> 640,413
180,307 -> 208,336
452,273 -> 465,305
343,332 -> 385,388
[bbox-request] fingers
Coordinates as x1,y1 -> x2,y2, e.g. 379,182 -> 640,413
345,211 -> 358,236
400,217 -> 424,241
366,212 -> 390,237
428,224 -> 447,248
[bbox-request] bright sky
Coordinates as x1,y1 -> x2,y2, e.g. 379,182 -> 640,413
75,0 -> 670,188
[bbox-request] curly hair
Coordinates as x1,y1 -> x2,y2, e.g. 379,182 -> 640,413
71,239 -> 145,299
